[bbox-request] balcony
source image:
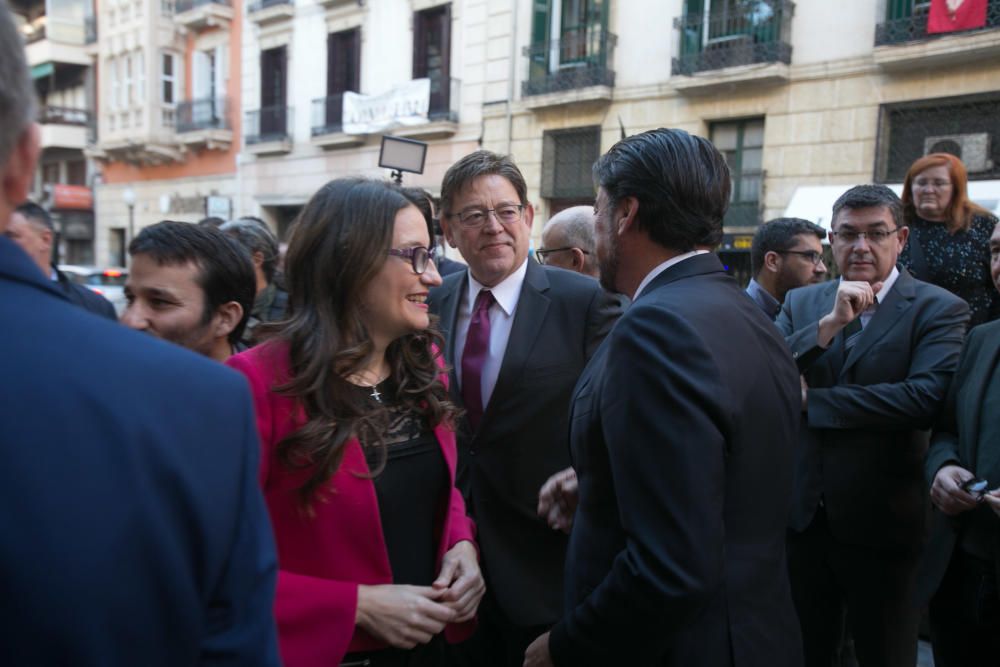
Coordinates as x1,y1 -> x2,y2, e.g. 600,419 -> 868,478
873,0 -> 1000,70
174,0 -> 233,31
394,76 -> 460,140
24,20 -> 90,72
671,1 -> 793,94
245,106 -> 292,155
38,106 -> 91,150
521,27 -> 616,110
248,0 -> 293,25
310,93 -> 364,149
176,97 -> 232,150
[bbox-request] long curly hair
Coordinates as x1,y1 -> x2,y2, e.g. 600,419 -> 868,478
269,178 -> 457,507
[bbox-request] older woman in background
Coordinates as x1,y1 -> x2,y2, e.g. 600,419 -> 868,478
227,178 -> 484,667
900,152 -> 999,326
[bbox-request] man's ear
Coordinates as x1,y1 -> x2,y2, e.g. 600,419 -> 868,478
763,250 -> 782,273
617,196 -> 639,236
438,213 -> 458,249
571,247 -> 586,271
1,124 -> 40,229
212,301 -> 244,339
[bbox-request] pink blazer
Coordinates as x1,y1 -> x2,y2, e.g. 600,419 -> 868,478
227,342 -> 477,667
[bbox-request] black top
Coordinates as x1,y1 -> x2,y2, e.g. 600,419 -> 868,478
900,213 -> 1000,327
961,361 -> 1000,560
53,267 -> 117,320
356,380 -> 447,586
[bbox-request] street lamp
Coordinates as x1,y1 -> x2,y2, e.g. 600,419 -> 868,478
378,135 -> 428,184
122,186 -> 135,266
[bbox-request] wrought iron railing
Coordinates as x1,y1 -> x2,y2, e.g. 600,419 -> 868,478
311,93 -> 347,136
39,106 -> 91,126
245,105 -> 292,143
428,75 -> 459,121
724,200 -> 764,228
876,0 -> 1000,45
248,0 -> 292,12
177,97 -> 230,133
176,0 -> 231,12
522,27 -> 617,97
672,0 -> 794,76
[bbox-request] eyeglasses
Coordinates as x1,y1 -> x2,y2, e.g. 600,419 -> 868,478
913,179 -> 952,190
450,204 -> 524,228
535,246 -> 590,264
830,228 -> 900,245
387,246 -> 435,274
778,250 -> 824,266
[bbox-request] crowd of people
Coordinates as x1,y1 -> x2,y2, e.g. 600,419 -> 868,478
2,2 -> 1000,665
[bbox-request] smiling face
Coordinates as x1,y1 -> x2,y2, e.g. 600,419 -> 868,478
121,254 -> 219,356
912,164 -> 954,222
830,205 -> 908,284
440,174 -> 532,287
359,204 -> 443,349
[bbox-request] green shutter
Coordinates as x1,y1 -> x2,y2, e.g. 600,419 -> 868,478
529,0 -> 551,83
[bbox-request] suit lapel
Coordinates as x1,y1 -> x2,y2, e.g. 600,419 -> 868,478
479,260 -> 550,430
841,271 -> 914,377
434,271 -> 466,405
964,330 -> 1000,475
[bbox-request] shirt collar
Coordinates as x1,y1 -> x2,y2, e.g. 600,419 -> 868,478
465,257 -> 529,317
746,278 -> 782,317
634,250 -> 709,300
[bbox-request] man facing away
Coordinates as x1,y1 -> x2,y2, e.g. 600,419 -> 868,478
219,217 -> 288,346
0,4 -> 279,662
777,185 -> 969,667
428,150 -> 622,667
536,206 -> 599,277
5,201 -> 116,319
526,128 -> 803,667
746,217 -> 828,320
121,220 -> 256,363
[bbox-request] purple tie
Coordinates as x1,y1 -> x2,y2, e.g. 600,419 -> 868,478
461,289 -> 494,431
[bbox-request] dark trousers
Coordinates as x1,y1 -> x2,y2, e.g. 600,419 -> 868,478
787,508 -> 920,667
928,550 -> 1000,667
445,586 -> 550,667
341,636 -> 444,667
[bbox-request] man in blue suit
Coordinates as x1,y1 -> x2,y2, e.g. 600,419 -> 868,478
527,129 -> 803,666
0,6 -> 279,664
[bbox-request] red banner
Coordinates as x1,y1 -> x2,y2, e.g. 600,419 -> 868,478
51,184 -> 93,210
928,0 -> 988,34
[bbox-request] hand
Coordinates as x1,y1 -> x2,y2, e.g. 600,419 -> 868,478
355,584 -> 456,649
984,490 -> 1000,518
817,280 -> 882,347
800,375 -> 808,413
538,467 -> 578,533
523,631 -> 554,667
930,465 -> 980,516
433,540 -> 485,622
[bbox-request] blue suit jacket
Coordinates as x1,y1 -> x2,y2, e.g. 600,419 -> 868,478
0,236 -> 279,665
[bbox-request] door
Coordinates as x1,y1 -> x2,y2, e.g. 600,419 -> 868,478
260,46 -> 287,136
326,29 -> 359,129
413,5 -> 450,118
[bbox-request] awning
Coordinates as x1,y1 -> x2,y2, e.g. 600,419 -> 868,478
783,181 -> 1000,233
30,62 -> 54,80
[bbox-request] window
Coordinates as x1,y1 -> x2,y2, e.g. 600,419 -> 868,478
710,117 -> 764,227
124,53 -> 133,107
67,160 -> 87,186
135,50 -> 145,102
109,56 -> 119,111
875,92 -> 1000,182
259,46 -> 287,136
525,0 -> 614,96
42,162 -> 60,186
161,52 -> 176,105
540,125 -> 601,202
325,29 -> 360,128
413,6 -> 450,117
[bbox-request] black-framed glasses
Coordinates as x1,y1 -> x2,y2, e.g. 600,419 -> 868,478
778,250 -> 824,266
387,246 -> 435,274
535,246 -> 590,264
450,204 -> 524,228
830,228 -> 900,245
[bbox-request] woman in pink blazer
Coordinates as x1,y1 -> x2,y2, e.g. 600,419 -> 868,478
227,178 -> 484,667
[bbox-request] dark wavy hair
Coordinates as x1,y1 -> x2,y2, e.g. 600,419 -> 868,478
273,178 -> 457,506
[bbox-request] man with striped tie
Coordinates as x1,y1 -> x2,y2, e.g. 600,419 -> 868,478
776,184 -> 970,667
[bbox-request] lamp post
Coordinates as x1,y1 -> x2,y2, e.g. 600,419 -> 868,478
122,186 -> 135,267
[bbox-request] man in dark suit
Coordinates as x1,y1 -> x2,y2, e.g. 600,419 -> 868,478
776,185 -> 969,667
5,202 -> 117,319
526,128 -> 803,667
428,150 -> 621,667
746,217 -> 828,320
917,221 -> 1000,666
0,7 -> 279,663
